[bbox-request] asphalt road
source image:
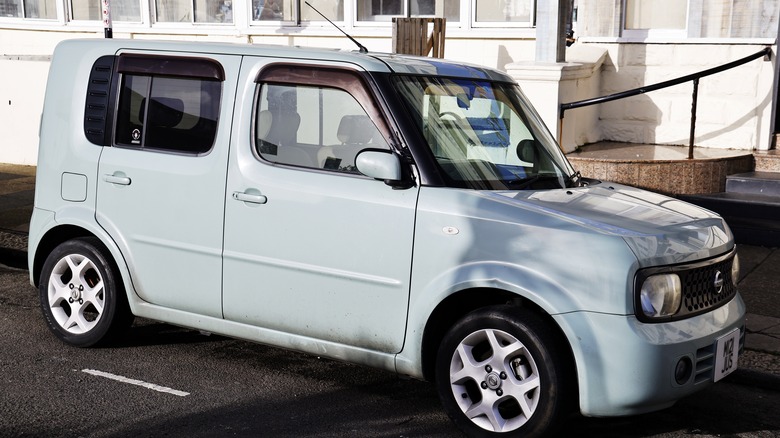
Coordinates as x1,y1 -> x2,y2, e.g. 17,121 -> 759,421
2,262 -> 779,438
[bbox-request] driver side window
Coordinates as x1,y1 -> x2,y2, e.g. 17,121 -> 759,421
254,81 -> 389,174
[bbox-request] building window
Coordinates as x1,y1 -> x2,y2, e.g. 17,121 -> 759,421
71,0 -> 142,21
300,0 -> 343,21
0,0 -> 56,18
251,0 -> 293,21
699,0 -> 779,38
624,0 -> 686,30
356,0 -> 459,23
609,0 -> 780,39
473,0 -> 534,25
156,0 -> 234,23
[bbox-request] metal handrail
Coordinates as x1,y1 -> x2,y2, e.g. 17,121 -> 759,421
559,46 -> 772,159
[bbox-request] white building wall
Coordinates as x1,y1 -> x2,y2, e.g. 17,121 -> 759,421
594,43 -> 775,151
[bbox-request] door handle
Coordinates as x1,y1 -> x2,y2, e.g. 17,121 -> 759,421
232,191 -> 268,205
103,174 -> 131,186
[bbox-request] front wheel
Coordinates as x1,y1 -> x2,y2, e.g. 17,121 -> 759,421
39,237 -> 133,347
436,305 -> 572,437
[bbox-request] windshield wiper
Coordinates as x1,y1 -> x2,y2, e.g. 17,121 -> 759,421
506,175 -> 543,190
508,174 -> 570,190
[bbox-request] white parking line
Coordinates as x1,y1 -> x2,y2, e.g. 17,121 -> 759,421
81,369 -> 190,397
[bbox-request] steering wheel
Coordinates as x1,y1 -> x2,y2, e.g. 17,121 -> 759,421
439,111 -> 465,122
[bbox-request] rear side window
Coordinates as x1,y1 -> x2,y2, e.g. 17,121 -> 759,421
114,54 -> 224,155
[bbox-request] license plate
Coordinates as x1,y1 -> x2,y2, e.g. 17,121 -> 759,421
714,328 -> 740,382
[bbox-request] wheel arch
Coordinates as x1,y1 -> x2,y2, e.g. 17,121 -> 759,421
32,225 -> 95,288
419,287 -> 579,406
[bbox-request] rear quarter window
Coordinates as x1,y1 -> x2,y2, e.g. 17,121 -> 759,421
113,54 -> 224,155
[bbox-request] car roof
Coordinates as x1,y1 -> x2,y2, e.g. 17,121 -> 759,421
59,38 -> 513,82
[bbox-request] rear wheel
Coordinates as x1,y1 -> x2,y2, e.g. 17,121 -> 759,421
436,305 -> 572,437
39,237 -> 133,347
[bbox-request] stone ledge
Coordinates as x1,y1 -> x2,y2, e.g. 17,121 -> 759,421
754,149 -> 780,172
567,142 -> 753,196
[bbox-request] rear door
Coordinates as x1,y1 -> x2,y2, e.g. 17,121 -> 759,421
222,59 -> 418,353
96,52 -> 241,317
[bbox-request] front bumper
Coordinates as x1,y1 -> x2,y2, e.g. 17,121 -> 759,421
554,293 -> 746,417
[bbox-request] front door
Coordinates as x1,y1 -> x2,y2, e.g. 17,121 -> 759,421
222,59 -> 418,353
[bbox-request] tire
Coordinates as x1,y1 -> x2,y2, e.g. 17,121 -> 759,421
39,237 -> 133,347
435,305 -> 572,437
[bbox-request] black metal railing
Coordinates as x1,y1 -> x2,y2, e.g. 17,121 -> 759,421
559,46 -> 772,159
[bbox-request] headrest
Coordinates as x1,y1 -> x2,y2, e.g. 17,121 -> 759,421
256,110 -> 273,140
337,115 -> 373,144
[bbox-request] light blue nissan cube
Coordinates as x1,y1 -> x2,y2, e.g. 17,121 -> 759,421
29,38 -> 745,437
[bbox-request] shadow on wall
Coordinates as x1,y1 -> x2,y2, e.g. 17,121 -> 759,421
598,44 -> 662,154
497,45 -> 516,71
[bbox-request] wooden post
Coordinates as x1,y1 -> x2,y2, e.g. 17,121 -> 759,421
392,18 -> 446,58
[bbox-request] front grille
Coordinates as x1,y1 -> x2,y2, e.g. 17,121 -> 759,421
679,257 -> 737,319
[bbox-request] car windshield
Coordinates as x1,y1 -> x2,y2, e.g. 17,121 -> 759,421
393,75 -> 576,190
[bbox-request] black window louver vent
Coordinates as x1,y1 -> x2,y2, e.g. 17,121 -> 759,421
84,55 -> 116,146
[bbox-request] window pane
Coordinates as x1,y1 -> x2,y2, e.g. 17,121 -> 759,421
72,0 -> 141,21
255,84 -> 388,173
475,0 -> 532,23
156,0 -> 191,22
408,0 -> 459,20
701,0 -> 779,38
113,0 -> 142,20
22,0 -> 55,18
0,0 -> 22,17
115,74 -> 221,154
300,0 -> 343,21
356,0 -> 402,21
251,0 -> 293,20
116,75 -> 151,147
194,0 -> 233,22
625,0 -> 686,30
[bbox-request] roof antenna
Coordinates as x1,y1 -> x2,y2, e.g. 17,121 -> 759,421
304,1 -> 368,54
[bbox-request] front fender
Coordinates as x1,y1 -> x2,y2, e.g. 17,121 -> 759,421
395,260 -> 582,378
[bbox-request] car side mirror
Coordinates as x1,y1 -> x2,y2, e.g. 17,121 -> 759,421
356,149 -> 403,184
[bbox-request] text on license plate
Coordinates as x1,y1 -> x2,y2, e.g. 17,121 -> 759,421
714,328 -> 740,382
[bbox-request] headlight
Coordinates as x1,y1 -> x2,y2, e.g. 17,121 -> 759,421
731,254 -> 740,288
639,274 -> 681,319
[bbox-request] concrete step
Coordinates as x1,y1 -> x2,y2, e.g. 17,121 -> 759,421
754,149 -> 780,172
726,171 -> 780,196
679,192 -> 780,247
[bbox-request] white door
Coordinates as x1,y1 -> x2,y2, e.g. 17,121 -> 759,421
96,52 -> 241,317
222,59 -> 418,353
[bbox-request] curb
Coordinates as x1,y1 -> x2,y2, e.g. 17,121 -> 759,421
729,368 -> 780,392
0,246 -> 27,270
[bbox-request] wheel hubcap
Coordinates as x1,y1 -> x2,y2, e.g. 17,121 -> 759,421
47,254 -> 105,334
449,328 -> 541,433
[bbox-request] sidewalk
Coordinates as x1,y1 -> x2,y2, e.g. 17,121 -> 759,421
1,163 -> 778,366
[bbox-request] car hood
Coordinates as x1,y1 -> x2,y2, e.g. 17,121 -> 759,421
497,182 -> 733,267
